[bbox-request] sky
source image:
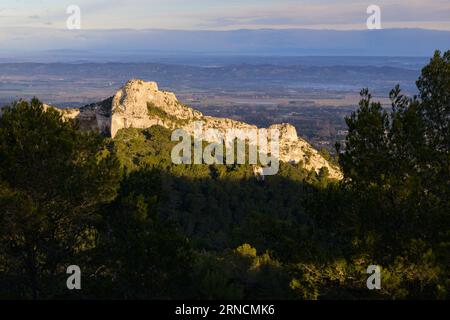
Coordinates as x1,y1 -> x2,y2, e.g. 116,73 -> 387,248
1,0 -> 450,30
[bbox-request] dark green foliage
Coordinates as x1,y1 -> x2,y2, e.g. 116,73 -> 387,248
147,102 -> 189,126
329,50 -> 450,298
338,88 -> 391,186
0,50 -> 448,300
94,171 -> 194,299
0,99 -> 121,298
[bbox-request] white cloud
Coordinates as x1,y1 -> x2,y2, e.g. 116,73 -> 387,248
0,0 -> 449,30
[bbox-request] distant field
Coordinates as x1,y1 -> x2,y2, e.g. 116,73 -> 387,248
0,59 -> 421,151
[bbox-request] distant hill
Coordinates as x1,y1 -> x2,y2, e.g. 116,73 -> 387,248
48,79 -> 343,179
1,28 -> 449,59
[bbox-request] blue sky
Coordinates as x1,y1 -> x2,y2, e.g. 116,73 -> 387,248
1,0 -> 450,30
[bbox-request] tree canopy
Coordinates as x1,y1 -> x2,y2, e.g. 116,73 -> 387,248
0,51 -> 448,300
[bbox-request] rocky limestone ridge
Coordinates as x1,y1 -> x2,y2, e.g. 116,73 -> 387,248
51,79 -> 342,179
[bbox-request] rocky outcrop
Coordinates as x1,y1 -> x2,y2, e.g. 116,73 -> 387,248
52,79 -> 342,179
273,123 -> 338,175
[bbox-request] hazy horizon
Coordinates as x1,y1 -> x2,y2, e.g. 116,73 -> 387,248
1,27 -> 449,59
2,0 -> 450,58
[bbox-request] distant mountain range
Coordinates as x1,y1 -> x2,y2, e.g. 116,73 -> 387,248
1,28 -> 449,61
0,61 -> 421,103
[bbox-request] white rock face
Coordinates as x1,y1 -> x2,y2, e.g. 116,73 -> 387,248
270,124 -> 298,142
53,79 -> 342,179
109,80 -> 202,138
